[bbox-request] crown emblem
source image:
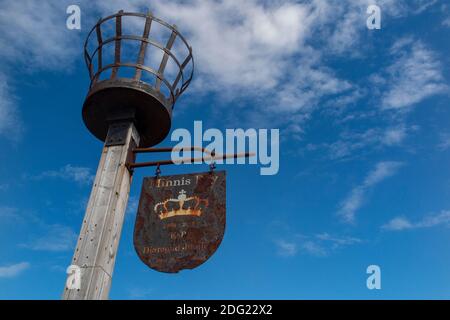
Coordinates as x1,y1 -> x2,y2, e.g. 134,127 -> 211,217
154,189 -> 209,220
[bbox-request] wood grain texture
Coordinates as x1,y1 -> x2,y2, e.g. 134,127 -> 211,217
62,122 -> 139,300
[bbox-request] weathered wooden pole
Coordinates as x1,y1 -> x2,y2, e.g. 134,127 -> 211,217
63,121 -> 139,300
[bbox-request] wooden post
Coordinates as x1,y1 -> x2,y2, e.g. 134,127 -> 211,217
63,121 -> 139,300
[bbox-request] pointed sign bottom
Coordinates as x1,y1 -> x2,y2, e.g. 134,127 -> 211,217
134,171 -> 226,273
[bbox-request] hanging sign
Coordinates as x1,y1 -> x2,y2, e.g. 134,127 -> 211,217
134,171 -> 226,273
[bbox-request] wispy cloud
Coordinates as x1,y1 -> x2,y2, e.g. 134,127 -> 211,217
382,126 -> 407,146
0,206 -> 23,222
93,0 -> 435,133
307,126 -> 412,161
98,0 -> 311,94
381,216 -> 413,231
412,0 -> 438,14
330,129 -> 392,159
443,17 -> 450,27
275,233 -> 362,257
339,161 -> 403,223
437,133 -> 450,151
380,38 -> 448,110
0,1 -> 80,69
275,239 -> 298,257
1,0 -> 444,144
128,287 -> 154,299
0,262 -> 30,278
382,211 -> 450,231
0,72 -> 22,141
0,1 -> 83,142
28,164 -> 94,185
148,0 -> 356,132
315,233 -> 362,248
1,206 -> 77,252
20,224 -> 77,252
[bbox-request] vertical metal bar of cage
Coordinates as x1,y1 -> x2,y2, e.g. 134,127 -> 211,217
155,29 -> 177,92
95,23 -> 103,84
172,53 -> 192,96
111,11 -> 123,79
85,51 -> 94,81
134,14 -> 153,81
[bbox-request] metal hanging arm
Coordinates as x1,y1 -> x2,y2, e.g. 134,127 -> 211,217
127,146 -> 255,170
133,146 -> 213,155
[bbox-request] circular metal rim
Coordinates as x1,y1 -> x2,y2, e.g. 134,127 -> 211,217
82,78 -> 173,147
83,11 -> 194,109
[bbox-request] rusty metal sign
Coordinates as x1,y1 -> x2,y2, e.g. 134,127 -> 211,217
134,171 -> 226,273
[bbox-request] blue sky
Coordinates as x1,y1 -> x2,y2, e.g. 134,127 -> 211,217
1,0 -> 450,299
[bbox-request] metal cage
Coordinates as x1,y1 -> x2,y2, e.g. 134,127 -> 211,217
82,10 -> 194,147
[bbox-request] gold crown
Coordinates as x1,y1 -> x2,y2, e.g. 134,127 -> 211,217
154,189 -> 209,220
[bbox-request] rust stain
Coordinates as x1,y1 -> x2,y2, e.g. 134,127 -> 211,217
133,171 -> 226,273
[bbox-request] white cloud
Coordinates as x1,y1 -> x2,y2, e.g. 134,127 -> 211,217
275,239 -> 298,257
268,60 -> 354,114
0,262 -> 30,278
0,1 -> 84,142
90,0 -> 364,131
96,0 -> 311,92
381,39 -> 448,110
0,1 -> 80,69
438,133 -> 450,151
443,17 -> 450,27
300,240 -> 328,257
315,233 -> 362,248
309,126 -> 411,161
20,224 -> 77,252
0,206 -> 22,222
381,216 -> 413,231
339,161 -> 403,223
0,73 -> 22,140
30,164 -> 94,185
0,206 -> 77,252
382,126 -> 407,146
363,161 -> 403,186
326,5 -> 364,55
312,0 -> 433,55
275,233 -> 362,257
412,0 -> 438,14
382,211 -> 450,231
325,129 -> 382,160
0,0 -> 446,144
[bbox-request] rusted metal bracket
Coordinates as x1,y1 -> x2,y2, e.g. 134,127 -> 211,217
105,121 -> 132,146
126,146 -> 255,171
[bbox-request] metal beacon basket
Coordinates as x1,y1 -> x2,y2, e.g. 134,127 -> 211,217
82,10 -> 194,147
